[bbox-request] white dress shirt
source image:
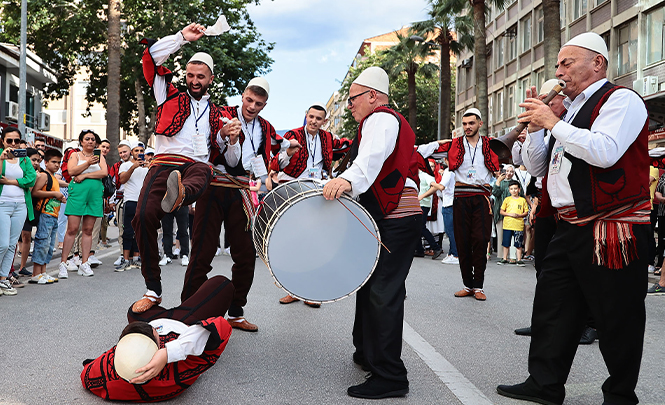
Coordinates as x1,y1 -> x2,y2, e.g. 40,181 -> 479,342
149,318 -> 211,364
148,33 -> 212,163
522,78 -> 648,208
440,169 -> 455,207
340,112 -> 417,198
454,136 -> 494,185
277,130 -> 324,181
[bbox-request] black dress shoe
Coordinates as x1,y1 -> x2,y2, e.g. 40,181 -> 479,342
432,249 -> 443,260
497,382 -> 562,405
348,375 -> 409,399
579,326 -> 598,345
352,352 -> 370,371
515,326 -> 532,336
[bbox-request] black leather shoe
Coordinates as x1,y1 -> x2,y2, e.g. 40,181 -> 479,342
515,326 -> 532,336
348,376 -> 409,399
497,382 -> 562,405
352,352 -> 370,371
579,326 -> 597,345
432,249 -> 443,260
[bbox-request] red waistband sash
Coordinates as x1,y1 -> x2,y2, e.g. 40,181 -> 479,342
557,200 -> 651,270
453,183 -> 493,215
149,153 -> 199,169
210,168 -> 256,229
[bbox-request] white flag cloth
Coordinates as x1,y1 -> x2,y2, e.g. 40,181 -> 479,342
204,15 -> 231,36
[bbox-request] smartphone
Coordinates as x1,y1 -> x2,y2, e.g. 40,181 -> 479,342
138,153 -> 145,161
93,149 -> 101,157
10,149 -> 27,158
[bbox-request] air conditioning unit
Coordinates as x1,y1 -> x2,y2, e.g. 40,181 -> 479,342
38,112 -> 50,132
462,58 -> 473,68
643,76 -> 659,96
633,79 -> 643,95
6,101 -> 19,121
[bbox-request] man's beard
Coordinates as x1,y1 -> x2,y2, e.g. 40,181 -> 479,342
188,82 -> 209,99
465,128 -> 478,137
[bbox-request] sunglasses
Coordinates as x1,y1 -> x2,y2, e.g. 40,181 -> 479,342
347,90 -> 371,107
4,138 -> 21,144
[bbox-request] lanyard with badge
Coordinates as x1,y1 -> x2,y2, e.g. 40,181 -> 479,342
306,131 -> 320,178
191,100 -> 210,156
465,137 -> 478,181
240,114 -> 267,177
549,107 -> 580,175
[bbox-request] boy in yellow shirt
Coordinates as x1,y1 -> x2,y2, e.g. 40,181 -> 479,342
498,181 -> 528,266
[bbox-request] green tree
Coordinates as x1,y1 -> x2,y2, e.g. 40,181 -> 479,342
381,31 -> 438,133
413,0 -> 474,139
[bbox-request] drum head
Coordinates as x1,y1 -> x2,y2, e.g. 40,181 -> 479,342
266,194 -> 379,303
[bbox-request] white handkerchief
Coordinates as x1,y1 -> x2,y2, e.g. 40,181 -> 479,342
649,147 -> 665,158
204,15 -> 230,36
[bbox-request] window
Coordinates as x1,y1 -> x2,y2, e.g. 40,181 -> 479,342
495,90 -> 504,122
458,67 -> 466,93
646,6 -> 665,65
573,0 -> 587,20
617,20 -> 638,75
507,85 -> 515,118
521,16 -> 532,52
508,26 -> 517,61
519,77 -> 530,104
561,0 -> 567,28
535,69 -> 545,92
488,96 -> 493,127
496,38 -> 504,68
536,7 -> 544,43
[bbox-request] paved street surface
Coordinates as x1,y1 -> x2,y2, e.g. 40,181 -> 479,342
1,231 -> 664,404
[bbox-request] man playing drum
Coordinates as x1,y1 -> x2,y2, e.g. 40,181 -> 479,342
181,78 -> 299,332
323,66 -> 421,399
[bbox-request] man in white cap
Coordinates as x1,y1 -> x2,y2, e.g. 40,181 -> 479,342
322,66 -> 420,399
497,32 -> 649,405
428,107 -> 501,301
181,77 -> 299,332
133,22 -> 232,313
109,139 -> 133,261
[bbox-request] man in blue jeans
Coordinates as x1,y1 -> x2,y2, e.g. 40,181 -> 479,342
439,158 -> 458,264
417,168 -> 443,259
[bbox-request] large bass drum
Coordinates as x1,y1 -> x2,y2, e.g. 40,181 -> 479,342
253,179 -> 380,303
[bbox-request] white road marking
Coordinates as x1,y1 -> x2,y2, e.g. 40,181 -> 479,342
403,321 -> 493,405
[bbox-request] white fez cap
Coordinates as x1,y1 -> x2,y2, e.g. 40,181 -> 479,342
246,77 -> 270,96
130,140 -> 144,150
145,147 -> 156,155
188,52 -> 214,74
539,79 -> 565,96
352,66 -> 389,95
562,32 -> 609,61
118,140 -> 131,148
114,333 -> 159,382
463,107 -> 482,120
309,102 -> 328,116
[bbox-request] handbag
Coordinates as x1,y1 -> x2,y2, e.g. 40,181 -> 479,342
102,175 -> 116,198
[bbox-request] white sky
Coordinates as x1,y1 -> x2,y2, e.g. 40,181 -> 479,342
226,0 -> 431,131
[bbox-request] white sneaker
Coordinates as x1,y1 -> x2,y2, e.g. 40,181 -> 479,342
159,256 -> 172,266
78,262 -> 94,277
446,256 -> 459,265
66,259 -> 78,271
223,247 -> 231,256
72,255 -> 82,266
29,273 -> 52,285
0,279 -> 17,295
58,262 -> 69,279
88,255 -> 102,267
114,255 -> 124,266
648,265 -> 656,273
173,248 -> 181,257
181,255 -> 189,267
441,254 -> 452,263
215,247 -> 222,256
44,273 -> 58,283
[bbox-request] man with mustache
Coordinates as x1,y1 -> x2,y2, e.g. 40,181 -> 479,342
132,23 -> 231,313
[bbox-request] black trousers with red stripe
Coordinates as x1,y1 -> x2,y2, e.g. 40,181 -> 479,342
133,162 -> 211,296
181,186 -> 256,318
452,194 -> 492,289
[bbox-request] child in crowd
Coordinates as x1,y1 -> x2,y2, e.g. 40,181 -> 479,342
16,149 -> 43,279
498,180 -> 528,267
30,149 -> 65,283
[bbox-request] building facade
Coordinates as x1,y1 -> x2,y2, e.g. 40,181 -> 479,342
455,0 -> 665,143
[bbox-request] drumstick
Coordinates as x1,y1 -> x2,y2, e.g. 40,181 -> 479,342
336,199 -> 391,254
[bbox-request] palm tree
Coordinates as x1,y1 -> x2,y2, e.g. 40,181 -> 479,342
413,0 -> 474,139
543,0 -> 561,79
382,31 -> 438,133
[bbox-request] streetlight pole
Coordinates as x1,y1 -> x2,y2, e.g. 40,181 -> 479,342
18,0 -> 28,140
411,35 -> 443,140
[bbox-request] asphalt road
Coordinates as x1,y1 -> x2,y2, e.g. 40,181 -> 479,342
1,233 -> 664,405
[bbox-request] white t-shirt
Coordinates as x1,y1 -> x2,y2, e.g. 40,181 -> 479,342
440,169 -> 455,207
0,160 -> 25,202
119,161 -> 149,202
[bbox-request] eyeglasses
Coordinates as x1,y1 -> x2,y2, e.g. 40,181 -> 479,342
4,138 -> 21,144
347,90 -> 371,107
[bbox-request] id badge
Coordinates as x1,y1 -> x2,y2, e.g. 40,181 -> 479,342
250,155 -> 268,177
308,167 -> 321,179
467,166 -> 476,181
550,146 -> 564,175
192,131 -> 208,156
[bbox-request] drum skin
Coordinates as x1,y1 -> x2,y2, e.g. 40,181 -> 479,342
253,180 -> 380,303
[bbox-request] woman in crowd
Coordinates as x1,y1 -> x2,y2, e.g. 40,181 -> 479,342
58,130 -> 107,277
0,128 -> 37,295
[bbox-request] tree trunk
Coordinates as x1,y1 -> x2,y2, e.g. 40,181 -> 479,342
543,0 -> 562,80
440,31 -> 452,139
471,0 -> 488,137
134,68 -> 150,145
408,66 -> 417,133
106,0 -> 122,166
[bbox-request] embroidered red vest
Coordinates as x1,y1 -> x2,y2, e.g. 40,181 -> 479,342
539,82 -> 650,218
441,136 -> 500,174
141,38 -> 229,151
349,106 -> 417,220
277,127 -> 352,178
